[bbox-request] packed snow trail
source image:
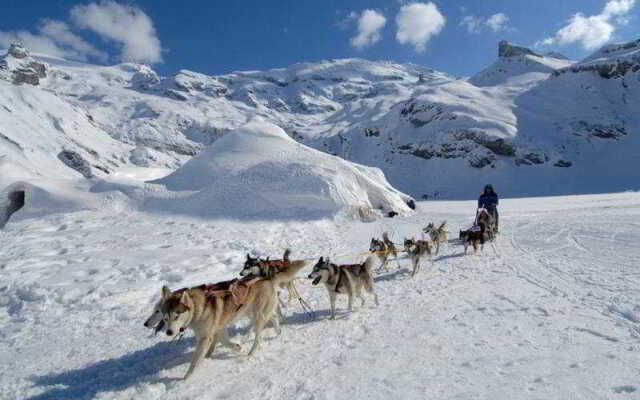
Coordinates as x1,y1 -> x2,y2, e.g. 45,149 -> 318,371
1,193 -> 639,399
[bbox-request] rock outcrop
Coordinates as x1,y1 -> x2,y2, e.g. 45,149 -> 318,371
0,43 -> 48,86
498,41 -> 541,58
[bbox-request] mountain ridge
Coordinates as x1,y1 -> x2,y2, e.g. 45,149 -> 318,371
1,39 -> 638,200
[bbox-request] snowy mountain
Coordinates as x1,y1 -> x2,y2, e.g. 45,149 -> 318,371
469,41 -> 574,87
1,39 -> 639,204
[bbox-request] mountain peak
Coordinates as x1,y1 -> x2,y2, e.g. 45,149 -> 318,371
545,51 -> 569,60
7,43 -> 28,59
498,41 -> 541,58
0,43 -> 47,86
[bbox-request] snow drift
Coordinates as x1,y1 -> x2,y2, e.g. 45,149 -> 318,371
147,119 -> 413,220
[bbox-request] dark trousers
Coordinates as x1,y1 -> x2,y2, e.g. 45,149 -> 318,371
490,208 -> 499,231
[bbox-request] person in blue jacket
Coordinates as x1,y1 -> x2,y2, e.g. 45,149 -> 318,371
478,184 -> 499,232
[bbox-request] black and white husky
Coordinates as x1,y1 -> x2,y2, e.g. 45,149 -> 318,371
459,226 -> 485,254
308,256 -> 379,319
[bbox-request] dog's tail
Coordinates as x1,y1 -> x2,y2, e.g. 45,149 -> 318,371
362,256 -> 376,291
283,249 -> 291,261
382,232 -> 396,254
438,221 -> 447,230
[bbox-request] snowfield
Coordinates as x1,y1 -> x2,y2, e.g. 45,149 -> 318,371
1,192 -> 639,400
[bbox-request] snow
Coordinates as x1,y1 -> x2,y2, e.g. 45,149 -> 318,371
470,53 -> 573,87
1,191 -> 639,399
146,119 -> 413,220
2,39 -> 640,201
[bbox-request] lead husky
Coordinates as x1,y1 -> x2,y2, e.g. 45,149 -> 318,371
159,279 -> 278,379
144,289 -> 239,347
423,221 -> 448,255
369,232 -> 397,272
403,237 -> 431,277
308,256 -> 379,319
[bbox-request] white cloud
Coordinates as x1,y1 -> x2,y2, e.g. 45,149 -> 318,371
0,19 -> 107,62
539,0 -> 636,50
350,10 -> 387,49
486,13 -> 509,32
602,0 -> 635,17
460,15 -> 483,34
71,1 -> 163,63
39,20 -> 108,62
395,2 -> 446,53
460,13 -> 509,34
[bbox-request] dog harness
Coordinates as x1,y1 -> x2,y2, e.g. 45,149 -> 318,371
257,259 -> 290,269
328,263 -> 364,293
198,276 -> 263,306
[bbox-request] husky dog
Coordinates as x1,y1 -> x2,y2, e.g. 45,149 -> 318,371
240,249 -> 310,313
476,208 -> 496,241
423,221 -> 448,255
160,279 -> 278,379
308,256 -> 379,319
403,237 -> 431,277
459,227 -> 485,254
369,232 -> 397,272
143,288 -> 238,346
144,294 -> 169,333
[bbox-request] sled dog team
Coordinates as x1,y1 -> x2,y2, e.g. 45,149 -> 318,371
145,218 -> 497,379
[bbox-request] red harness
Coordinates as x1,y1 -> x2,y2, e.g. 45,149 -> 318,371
257,259 -> 291,269
197,276 -> 263,306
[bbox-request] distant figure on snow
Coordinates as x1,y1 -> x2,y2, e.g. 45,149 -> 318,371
477,184 -> 498,232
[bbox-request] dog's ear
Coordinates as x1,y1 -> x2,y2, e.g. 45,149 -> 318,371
246,253 -> 251,261
161,285 -> 171,300
180,290 -> 190,305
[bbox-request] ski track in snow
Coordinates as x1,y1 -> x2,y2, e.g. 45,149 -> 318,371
1,193 -> 640,399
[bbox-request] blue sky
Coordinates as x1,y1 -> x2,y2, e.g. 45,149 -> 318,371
1,0 -> 638,77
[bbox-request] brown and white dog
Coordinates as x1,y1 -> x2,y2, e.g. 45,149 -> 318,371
239,249 -> 308,311
154,278 -> 278,379
369,232 -> 397,272
403,237 -> 431,277
423,221 -> 448,255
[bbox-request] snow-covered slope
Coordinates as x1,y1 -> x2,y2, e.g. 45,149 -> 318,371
470,41 -> 573,87
2,192 -> 640,399
1,39 -> 639,202
146,119 -> 413,219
